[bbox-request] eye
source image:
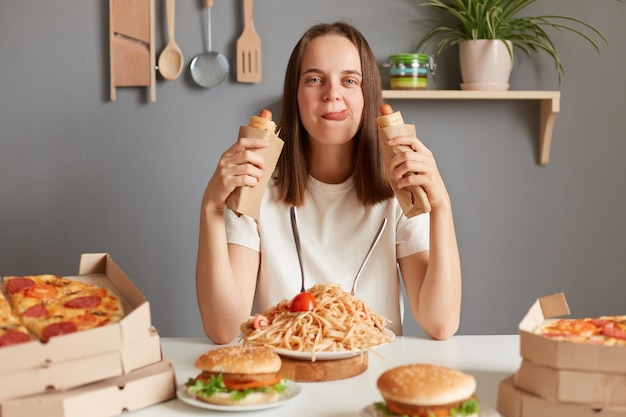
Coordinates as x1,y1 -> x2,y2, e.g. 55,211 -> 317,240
344,76 -> 362,87
302,74 -> 323,85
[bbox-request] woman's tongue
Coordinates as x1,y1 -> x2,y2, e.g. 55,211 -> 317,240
323,110 -> 349,121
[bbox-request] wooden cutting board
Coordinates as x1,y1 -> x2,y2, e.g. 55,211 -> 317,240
279,352 -> 368,382
109,0 -> 156,102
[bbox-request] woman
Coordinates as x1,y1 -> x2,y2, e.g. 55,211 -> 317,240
196,21 -> 461,344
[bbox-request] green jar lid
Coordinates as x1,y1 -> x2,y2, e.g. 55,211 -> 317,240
389,53 -> 430,63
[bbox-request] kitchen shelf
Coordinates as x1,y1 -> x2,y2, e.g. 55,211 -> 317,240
382,90 -> 561,165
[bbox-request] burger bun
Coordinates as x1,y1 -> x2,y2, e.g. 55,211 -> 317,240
376,363 -> 478,416
195,345 -> 281,374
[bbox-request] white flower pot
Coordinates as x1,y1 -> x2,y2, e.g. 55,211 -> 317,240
459,39 -> 513,90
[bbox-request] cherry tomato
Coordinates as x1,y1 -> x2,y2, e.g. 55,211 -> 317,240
290,292 -> 317,312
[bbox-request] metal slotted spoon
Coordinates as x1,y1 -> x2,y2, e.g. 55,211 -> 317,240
189,0 -> 229,88
351,218 -> 387,296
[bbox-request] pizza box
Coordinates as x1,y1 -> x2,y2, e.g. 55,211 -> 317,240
514,359 -> 626,407
0,331 -> 162,401
0,358 -> 177,417
497,375 -> 626,417
0,253 -> 162,400
519,292 -> 626,373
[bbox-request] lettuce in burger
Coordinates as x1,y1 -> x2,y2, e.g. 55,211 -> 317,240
185,345 -> 287,406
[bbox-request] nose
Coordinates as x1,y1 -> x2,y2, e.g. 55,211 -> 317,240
323,79 -> 341,101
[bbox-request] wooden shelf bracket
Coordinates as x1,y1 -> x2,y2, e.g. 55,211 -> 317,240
382,90 -> 561,165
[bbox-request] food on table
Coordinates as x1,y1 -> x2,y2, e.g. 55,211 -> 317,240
0,290 -> 31,346
289,291 -> 316,312
1,274 -> 124,343
375,363 -> 479,417
185,345 -> 287,406
534,315 -> 626,345
240,283 -> 393,360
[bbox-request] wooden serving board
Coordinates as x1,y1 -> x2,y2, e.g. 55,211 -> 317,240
279,352 -> 368,382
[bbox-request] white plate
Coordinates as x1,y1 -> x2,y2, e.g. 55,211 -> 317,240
177,380 -> 302,412
360,403 -> 501,417
273,329 -> 395,361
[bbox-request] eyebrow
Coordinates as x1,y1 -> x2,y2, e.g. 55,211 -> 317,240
301,68 -> 363,78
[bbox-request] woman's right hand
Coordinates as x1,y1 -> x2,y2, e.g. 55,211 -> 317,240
201,137 -> 270,211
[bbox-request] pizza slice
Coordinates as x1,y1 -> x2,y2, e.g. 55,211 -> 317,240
3,274 -> 125,342
589,315 -> 626,345
4,274 -> 96,315
19,286 -> 124,341
3,275 -> 93,315
534,315 -> 626,346
0,290 -> 32,347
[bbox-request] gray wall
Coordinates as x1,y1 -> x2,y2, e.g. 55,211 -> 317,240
1,1 -> 625,338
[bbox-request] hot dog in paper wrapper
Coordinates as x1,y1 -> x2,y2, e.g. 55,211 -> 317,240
226,109 -> 284,220
376,104 -> 431,218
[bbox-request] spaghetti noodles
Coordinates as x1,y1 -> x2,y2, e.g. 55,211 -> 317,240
240,284 -> 393,360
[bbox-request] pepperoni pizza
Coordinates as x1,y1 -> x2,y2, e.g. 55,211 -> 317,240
1,274 -> 124,345
534,316 -> 626,346
0,291 -> 32,346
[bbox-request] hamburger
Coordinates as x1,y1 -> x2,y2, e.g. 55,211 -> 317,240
375,363 -> 479,417
185,345 -> 287,406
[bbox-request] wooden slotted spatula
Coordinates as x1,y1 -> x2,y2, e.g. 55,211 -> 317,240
236,0 -> 262,83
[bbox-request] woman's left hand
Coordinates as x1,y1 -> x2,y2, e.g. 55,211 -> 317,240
386,134 -> 449,209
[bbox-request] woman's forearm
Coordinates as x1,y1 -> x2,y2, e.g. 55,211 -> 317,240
418,199 -> 462,339
195,204 -> 258,344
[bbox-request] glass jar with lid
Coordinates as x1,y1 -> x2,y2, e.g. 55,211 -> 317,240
387,54 -> 436,90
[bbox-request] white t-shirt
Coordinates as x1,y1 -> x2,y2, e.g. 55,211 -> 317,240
224,176 -> 430,336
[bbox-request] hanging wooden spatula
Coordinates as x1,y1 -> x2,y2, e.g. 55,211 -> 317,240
236,0 -> 262,83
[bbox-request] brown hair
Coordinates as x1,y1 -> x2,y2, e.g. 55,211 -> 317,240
275,21 -> 393,206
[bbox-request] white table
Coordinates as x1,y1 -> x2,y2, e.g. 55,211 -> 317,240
131,335 -> 521,416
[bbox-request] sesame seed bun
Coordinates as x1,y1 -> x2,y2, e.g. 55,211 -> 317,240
194,345 -> 281,374
376,363 -> 477,415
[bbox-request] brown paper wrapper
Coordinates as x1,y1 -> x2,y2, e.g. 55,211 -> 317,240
378,124 -> 431,218
226,126 -> 284,220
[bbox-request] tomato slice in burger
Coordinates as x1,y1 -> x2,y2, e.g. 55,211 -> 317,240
223,374 -> 284,391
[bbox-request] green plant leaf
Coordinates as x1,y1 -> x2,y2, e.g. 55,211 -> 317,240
415,0 -> 622,84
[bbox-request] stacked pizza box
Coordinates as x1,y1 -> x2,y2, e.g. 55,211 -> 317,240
497,293 -> 626,417
0,253 -> 177,417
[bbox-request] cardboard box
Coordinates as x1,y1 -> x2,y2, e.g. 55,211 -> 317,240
519,292 -> 626,373
497,375 -> 626,417
514,359 -> 626,407
0,359 -> 177,417
0,253 -> 162,401
0,331 -> 162,401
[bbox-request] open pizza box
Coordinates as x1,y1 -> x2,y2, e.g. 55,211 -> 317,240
497,375 -> 626,417
0,253 -> 163,401
519,292 -> 626,373
0,358 -> 176,417
514,359 -> 626,407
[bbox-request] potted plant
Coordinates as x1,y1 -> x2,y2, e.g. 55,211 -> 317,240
415,0 -> 619,90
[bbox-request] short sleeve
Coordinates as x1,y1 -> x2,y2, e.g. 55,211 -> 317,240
396,211 -> 430,258
224,209 -> 261,252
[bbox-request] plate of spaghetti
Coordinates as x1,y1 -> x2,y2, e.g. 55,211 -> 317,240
240,284 -> 395,361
